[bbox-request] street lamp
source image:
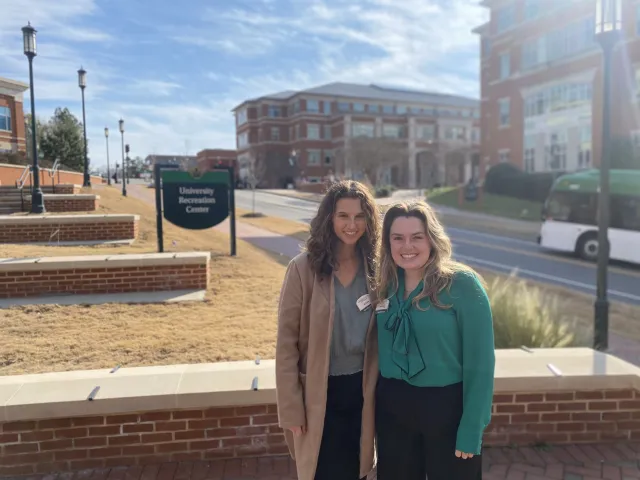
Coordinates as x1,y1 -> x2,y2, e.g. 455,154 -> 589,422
119,118 -> 126,196
78,67 -> 90,187
22,22 -> 45,214
593,0 -> 623,351
104,127 -> 111,186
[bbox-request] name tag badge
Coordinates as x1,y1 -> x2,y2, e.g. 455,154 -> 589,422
376,299 -> 390,313
356,294 -> 371,312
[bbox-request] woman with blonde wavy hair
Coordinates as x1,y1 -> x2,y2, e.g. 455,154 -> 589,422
276,180 -> 380,480
374,200 -> 495,480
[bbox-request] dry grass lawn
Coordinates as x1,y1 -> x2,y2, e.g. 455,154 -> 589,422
0,186 -> 286,375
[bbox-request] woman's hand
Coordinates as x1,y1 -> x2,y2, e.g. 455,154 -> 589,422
455,450 -> 474,460
288,425 -> 306,437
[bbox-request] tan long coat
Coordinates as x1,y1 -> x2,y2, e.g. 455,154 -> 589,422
275,252 -> 379,480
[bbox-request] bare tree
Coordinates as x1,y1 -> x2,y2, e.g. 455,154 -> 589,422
335,137 -> 408,186
247,149 -> 267,216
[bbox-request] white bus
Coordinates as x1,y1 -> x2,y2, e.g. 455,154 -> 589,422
538,169 -> 640,265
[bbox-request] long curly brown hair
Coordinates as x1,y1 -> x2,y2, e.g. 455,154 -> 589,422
375,200 -> 483,309
305,180 -> 380,286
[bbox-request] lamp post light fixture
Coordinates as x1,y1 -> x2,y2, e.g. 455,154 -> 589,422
22,22 -> 45,214
104,127 -> 111,186
119,118 -> 127,196
77,67 -> 90,187
593,0 -> 623,351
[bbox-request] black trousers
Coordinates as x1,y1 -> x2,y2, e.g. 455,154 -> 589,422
315,370 -> 366,480
376,376 -> 483,480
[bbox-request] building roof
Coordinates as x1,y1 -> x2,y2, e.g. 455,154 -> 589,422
0,76 -> 29,92
235,82 -> 479,111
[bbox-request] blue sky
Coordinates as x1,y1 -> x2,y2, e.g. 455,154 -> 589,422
0,0 -> 487,170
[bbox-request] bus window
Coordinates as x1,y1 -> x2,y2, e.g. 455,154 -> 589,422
546,192 -> 597,225
611,196 -> 640,231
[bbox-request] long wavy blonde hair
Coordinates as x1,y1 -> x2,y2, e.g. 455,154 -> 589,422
375,200 -> 483,310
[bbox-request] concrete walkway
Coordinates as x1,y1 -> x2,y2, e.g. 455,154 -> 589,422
10,442 -> 640,479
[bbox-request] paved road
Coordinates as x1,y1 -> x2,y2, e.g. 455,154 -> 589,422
235,190 -> 640,306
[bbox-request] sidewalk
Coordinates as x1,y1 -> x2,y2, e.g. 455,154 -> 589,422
12,443 -> 640,479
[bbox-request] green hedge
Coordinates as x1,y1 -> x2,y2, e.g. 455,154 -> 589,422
485,163 -> 563,203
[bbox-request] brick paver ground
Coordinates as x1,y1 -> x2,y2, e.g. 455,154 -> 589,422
8,443 -> 640,480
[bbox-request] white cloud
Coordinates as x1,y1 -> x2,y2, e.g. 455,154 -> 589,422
130,80 -> 183,97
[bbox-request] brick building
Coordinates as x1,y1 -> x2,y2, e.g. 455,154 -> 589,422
144,154 -> 198,170
0,77 -> 28,155
474,0 -> 640,174
232,82 -> 481,188
196,148 -> 237,170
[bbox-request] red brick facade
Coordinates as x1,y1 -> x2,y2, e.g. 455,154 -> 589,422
0,77 -> 28,155
0,164 -> 104,187
23,195 -> 98,213
476,0 -> 640,174
0,217 -> 139,244
0,263 -> 208,299
2,389 -> 640,477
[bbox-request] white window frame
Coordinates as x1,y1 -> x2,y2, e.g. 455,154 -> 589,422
499,52 -> 511,80
0,106 -> 11,132
499,98 -> 511,127
307,124 -> 321,140
270,127 -> 280,141
352,122 -> 375,138
307,149 -> 322,166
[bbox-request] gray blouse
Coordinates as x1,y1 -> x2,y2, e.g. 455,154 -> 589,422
329,264 -> 372,376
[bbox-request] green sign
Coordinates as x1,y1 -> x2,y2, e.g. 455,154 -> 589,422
161,170 -> 230,230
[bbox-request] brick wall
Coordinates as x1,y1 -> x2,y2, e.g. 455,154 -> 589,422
0,164 -> 104,187
0,406 -> 286,477
23,196 -> 98,212
51,185 -> 81,194
0,263 -> 208,299
0,218 -> 139,244
2,388 -> 640,477
485,389 -> 640,446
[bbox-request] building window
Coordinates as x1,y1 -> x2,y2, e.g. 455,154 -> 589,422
383,124 -> 405,138
524,135 -> 536,172
637,4 -> 640,36
524,81 -> 592,118
337,102 -> 350,112
237,132 -> 248,148
524,0 -> 540,20
382,105 -> 394,114
352,123 -> 375,138
323,150 -> 333,165
368,104 -> 380,113
268,106 -> 281,118
307,100 -> 320,113
307,149 -> 321,166
417,124 -> 435,141
499,52 -> 510,80
271,127 -> 280,141
295,124 -> 300,140
482,37 -> 491,57
471,128 -> 480,143
292,101 -> 301,114
499,150 -> 510,164
546,131 -> 567,171
323,101 -> 332,115
0,106 -> 11,132
320,125 -> 330,140
353,103 -> 365,113
307,124 -> 321,139
635,67 -> 640,101
499,98 -> 510,126
396,105 -> 407,114
578,126 -> 592,169
443,126 -> 467,141
236,109 -> 247,126
496,4 -> 515,33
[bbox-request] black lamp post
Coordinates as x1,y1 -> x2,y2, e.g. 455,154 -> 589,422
593,0 -> 623,351
119,119 -> 127,196
78,67 -> 90,187
22,22 -> 45,214
104,127 -> 111,186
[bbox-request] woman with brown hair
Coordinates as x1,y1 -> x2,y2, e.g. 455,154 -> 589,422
276,180 -> 381,480
374,200 -> 495,480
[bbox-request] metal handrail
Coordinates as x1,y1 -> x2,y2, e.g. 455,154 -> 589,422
49,158 -> 60,193
16,164 -> 31,189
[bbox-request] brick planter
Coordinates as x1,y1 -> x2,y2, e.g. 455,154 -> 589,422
0,252 -> 210,299
0,214 -> 139,244
23,194 -> 99,213
0,349 -> 639,477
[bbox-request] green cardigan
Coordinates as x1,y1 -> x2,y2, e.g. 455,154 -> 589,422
376,269 -> 495,454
